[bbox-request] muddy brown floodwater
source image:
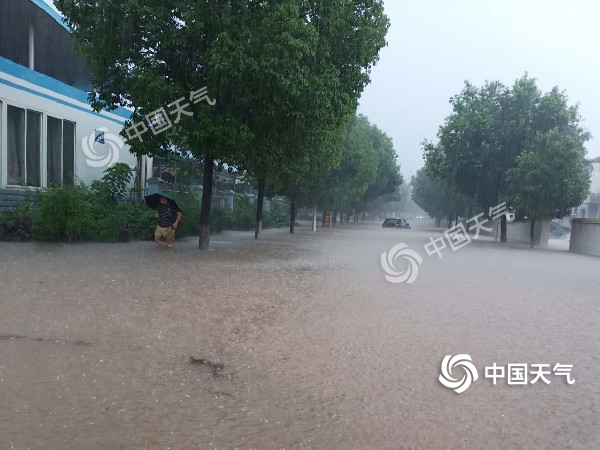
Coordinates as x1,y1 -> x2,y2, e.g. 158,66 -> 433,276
1,223 -> 600,449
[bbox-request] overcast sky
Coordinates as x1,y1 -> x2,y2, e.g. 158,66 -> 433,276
44,0 -> 600,180
357,0 -> 600,179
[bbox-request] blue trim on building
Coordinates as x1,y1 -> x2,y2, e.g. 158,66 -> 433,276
0,56 -> 132,122
30,0 -> 70,32
0,78 -> 126,125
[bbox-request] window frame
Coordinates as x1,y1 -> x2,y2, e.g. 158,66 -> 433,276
0,99 -> 77,189
47,115 -> 77,186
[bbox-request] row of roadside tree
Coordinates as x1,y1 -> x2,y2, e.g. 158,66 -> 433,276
411,74 -> 591,247
57,0 -> 402,249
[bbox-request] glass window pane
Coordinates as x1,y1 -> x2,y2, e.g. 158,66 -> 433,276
7,105 -> 25,185
62,121 -> 75,185
47,116 -> 62,185
26,110 -> 42,187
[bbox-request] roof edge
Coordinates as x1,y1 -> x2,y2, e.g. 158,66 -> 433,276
30,0 -> 70,32
0,55 -> 132,121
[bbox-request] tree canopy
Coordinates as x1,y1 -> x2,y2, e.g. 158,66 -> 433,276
422,74 -> 591,245
293,114 -> 403,222
507,129 -> 590,246
57,0 -> 390,248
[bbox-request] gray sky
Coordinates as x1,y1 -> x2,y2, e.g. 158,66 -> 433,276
44,0 -> 600,180
358,0 -> 600,180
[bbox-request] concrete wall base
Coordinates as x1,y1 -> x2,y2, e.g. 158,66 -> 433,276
569,219 -> 600,257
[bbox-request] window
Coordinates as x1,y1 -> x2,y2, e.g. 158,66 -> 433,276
26,111 -> 42,187
7,105 -> 24,184
2,104 -> 76,187
7,105 -> 41,186
47,116 -> 61,185
47,116 -> 75,185
63,121 -> 75,185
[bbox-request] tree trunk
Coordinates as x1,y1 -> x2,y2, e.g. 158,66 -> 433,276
135,154 -> 143,199
500,215 -> 507,243
254,177 -> 266,239
199,156 -> 215,250
435,216 -> 441,228
312,205 -> 317,231
448,218 -> 452,229
466,207 -> 473,231
322,211 -> 327,228
454,215 -> 459,227
530,219 -> 536,248
289,197 -> 296,234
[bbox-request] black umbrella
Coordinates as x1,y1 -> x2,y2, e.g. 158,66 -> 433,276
144,193 -> 182,212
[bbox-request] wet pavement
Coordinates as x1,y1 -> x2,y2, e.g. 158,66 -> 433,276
1,224 -> 599,449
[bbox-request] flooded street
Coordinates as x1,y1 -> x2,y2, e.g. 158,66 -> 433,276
1,224 -> 600,449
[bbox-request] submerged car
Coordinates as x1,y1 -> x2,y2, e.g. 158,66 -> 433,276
382,218 -> 411,229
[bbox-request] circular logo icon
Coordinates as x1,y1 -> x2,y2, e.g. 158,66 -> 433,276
380,243 -> 422,284
82,127 -> 123,168
439,354 -> 478,393
506,206 -> 516,222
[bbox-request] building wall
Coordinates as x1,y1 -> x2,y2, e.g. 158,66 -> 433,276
506,220 -> 550,247
0,187 -> 36,212
569,219 -> 600,257
0,57 -> 144,208
590,161 -> 600,196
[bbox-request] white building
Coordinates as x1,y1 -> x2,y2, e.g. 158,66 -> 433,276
0,0 -> 149,210
571,156 -> 600,220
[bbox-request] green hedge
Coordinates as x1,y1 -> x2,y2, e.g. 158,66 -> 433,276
0,165 -> 290,242
0,210 -> 33,242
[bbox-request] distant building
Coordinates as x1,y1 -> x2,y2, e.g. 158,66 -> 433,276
0,0 -> 149,210
571,156 -> 600,220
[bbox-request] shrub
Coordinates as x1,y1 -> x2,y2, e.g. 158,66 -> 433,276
120,201 -> 156,240
90,163 -> 134,205
0,211 -> 33,241
168,191 -> 201,237
89,209 -> 126,242
211,205 -> 232,233
84,164 -> 152,242
231,194 -> 255,230
33,184 -> 94,241
84,200 -> 156,242
264,200 -> 290,228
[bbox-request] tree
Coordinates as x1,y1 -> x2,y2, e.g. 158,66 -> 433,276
325,117 -> 378,209
243,1 -> 390,237
56,0 -> 262,248
411,169 -> 472,227
357,121 -> 404,216
58,0 -> 389,246
428,80 -> 511,238
424,74 -> 589,241
507,129 -> 590,247
293,115 -> 402,225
